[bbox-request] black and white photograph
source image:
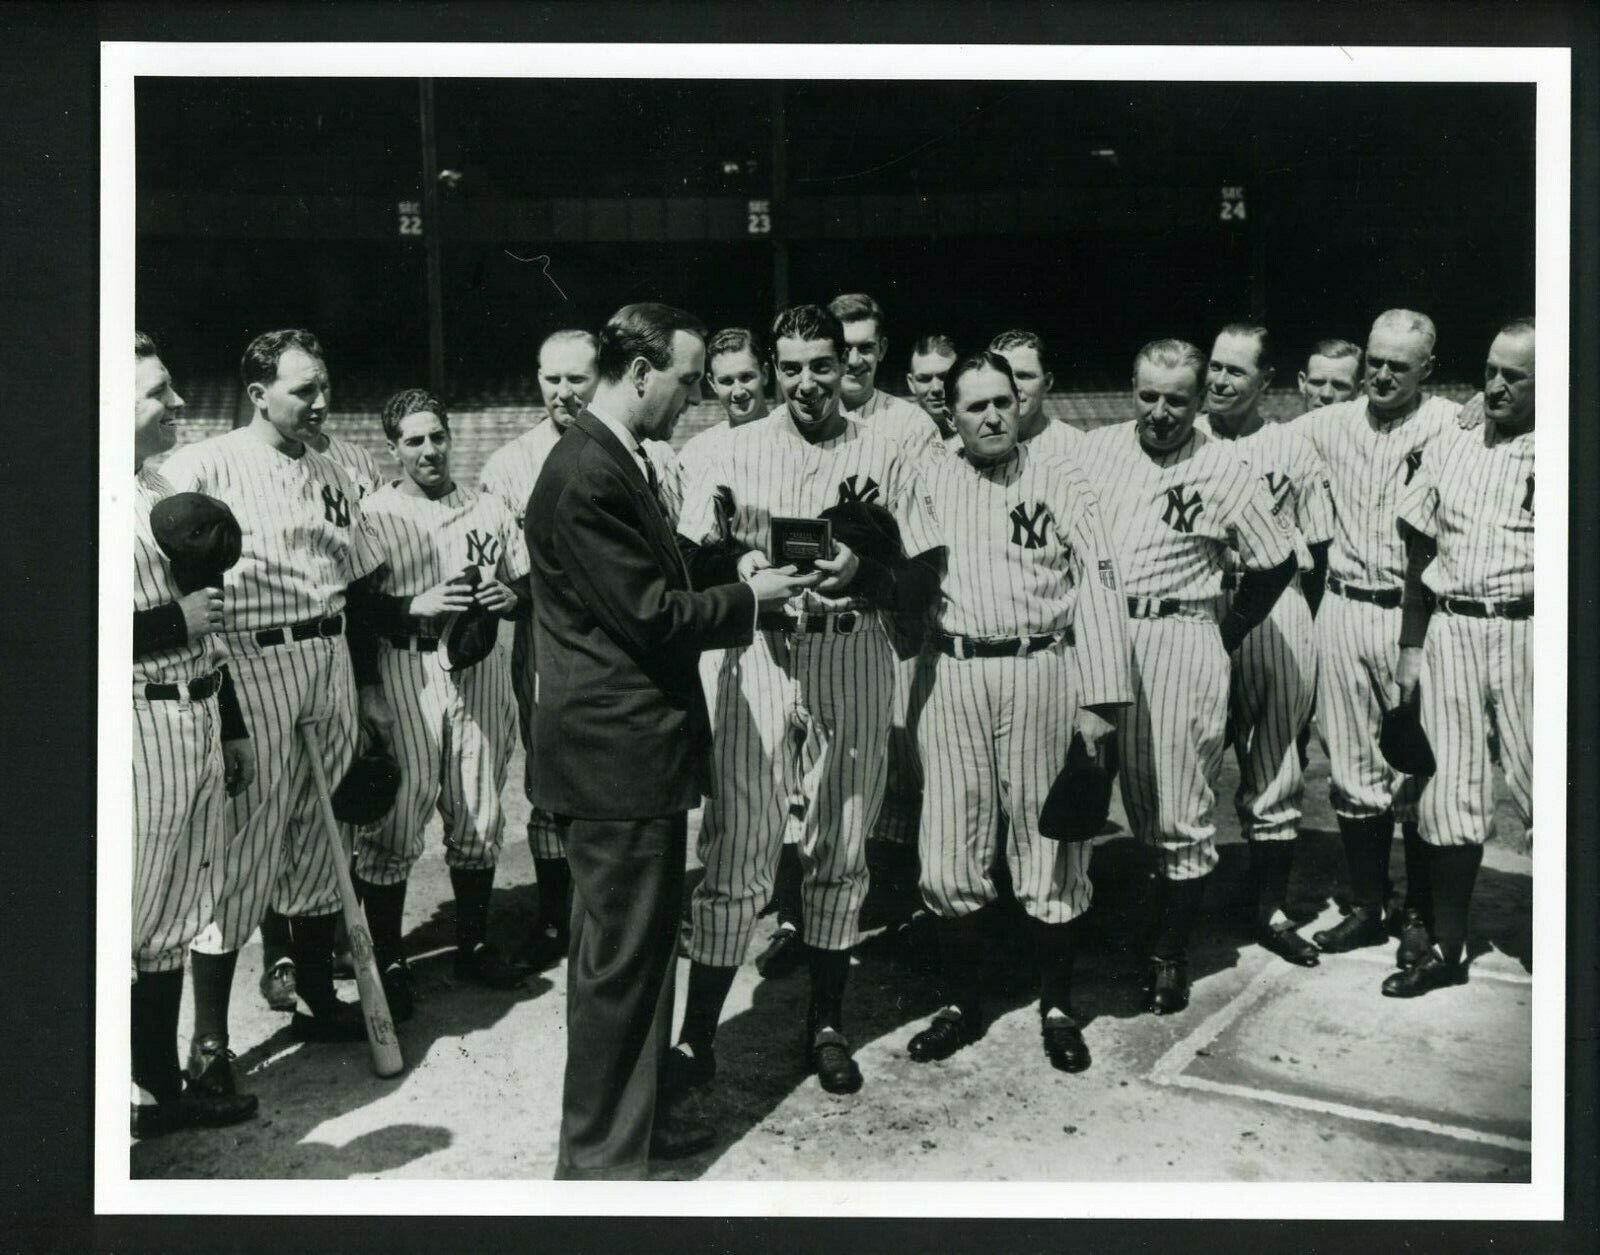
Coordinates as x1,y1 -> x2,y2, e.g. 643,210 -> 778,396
96,39 -> 1570,1216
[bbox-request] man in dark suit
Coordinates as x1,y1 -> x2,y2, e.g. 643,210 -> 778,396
524,302 -> 817,1179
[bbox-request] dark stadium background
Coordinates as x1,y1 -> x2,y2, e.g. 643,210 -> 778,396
135,77 -> 1533,483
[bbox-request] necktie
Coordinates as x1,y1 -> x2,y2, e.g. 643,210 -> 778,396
639,448 -> 664,513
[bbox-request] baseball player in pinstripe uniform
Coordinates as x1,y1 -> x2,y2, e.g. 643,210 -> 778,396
478,329 -> 683,968
161,329 -> 396,1092
1299,339 -> 1364,412
1198,323 -> 1335,966
905,333 -> 959,444
829,292 -> 945,459
348,388 -> 532,1019
897,350 -> 1131,1069
1076,339 -> 1298,1014
1383,318 -> 1534,997
130,332 -> 259,1138
1293,310 -> 1461,963
991,330 -> 1086,463
667,303 -> 922,1096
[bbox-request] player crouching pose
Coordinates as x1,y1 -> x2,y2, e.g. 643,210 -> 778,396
1386,319 -> 1534,997
898,350 -> 1131,1070
349,389 -> 531,1016
1077,340 -> 1298,1014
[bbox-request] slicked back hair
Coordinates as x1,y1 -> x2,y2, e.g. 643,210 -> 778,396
827,292 -> 886,336
380,387 -> 449,442
945,349 -> 1020,410
707,326 -> 765,365
538,328 -> 599,362
771,304 -> 847,362
241,328 -> 325,390
1134,338 -> 1208,388
135,331 -> 159,359
989,329 -> 1049,374
1310,337 -> 1363,368
1370,308 -> 1438,355
911,333 -> 957,360
595,303 -> 708,383
1215,321 -> 1273,372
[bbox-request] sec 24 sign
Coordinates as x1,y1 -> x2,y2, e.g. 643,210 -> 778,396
1220,186 -> 1247,221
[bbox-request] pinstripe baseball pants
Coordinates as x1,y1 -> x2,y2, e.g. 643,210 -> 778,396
191,633 -> 359,954
873,655 -> 926,845
914,642 -> 1093,924
355,641 -> 518,885
1315,592 -> 1419,821
133,688 -> 229,974
1115,615 -> 1229,881
1416,612 -> 1532,846
1227,585 -> 1317,841
689,618 -> 895,966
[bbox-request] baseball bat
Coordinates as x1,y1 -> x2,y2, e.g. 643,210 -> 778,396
300,723 -> 405,1078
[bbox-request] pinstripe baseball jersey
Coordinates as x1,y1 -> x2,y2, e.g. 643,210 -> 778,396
1293,393 -> 1460,587
316,432 -> 385,498
1398,421 -> 1533,601
900,444 -> 1132,704
1022,418 -> 1086,463
134,464 -> 221,686
1194,414 -> 1335,570
360,481 -> 531,597
677,411 -> 917,616
843,388 -> 945,461
480,419 -> 683,528
161,427 -> 381,630
1075,423 -> 1296,600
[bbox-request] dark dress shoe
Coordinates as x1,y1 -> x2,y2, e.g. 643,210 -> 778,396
660,1043 -> 716,1099
649,1109 -> 717,1161
1042,1018 -> 1091,1073
455,942 -> 527,990
382,959 -> 415,1022
259,958 -> 298,1013
132,1081 -> 258,1140
1381,949 -> 1466,998
755,926 -> 804,979
1313,906 -> 1387,953
516,924 -> 568,971
1395,909 -> 1432,969
907,1013 -> 974,1063
1145,957 -> 1190,1015
808,1027 -> 864,1094
1257,922 -> 1321,967
291,998 -> 369,1042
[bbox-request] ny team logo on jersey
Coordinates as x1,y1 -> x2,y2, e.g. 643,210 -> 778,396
465,528 -> 501,567
1523,474 -> 1534,517
1162,484 -> 1204,534
1008,501 -> 1055,550
1403,450 -> 1424,486
838,475 -> 881,506
321,485 -> 351,527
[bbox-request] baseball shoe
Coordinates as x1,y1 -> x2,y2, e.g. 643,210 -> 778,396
907,1010 -> 975,1063
381,959 -> 415,1023
186,1033 -> 243,1098
1256,922 -> 1320,968
131,1081 -> 257,1140
660,1042 -> 716,1099
455,942 -> 527,990
1395,909 -> 1432,969
649,1108 -> 717,1161
754,924 -> 804,979
1381,949 -> 1466,998
1042,1017 -> 1091,1073
331,948 -> 356,981
1313,906 -> 1387,953
258,958 -> 298,1013
290,998 -> 368,1043
1143,957 -> 1190,1015
806,1026 -> 864,1094
516,924 -> 567,971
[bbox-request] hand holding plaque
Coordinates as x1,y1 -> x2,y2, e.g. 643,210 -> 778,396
769,516 -> 836,575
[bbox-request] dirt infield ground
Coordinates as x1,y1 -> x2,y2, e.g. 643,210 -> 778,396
131,727 -> 1532,1184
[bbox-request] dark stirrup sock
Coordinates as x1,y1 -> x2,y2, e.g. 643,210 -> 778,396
1152,874 -> 1209,959
1250,840 -> 1295,925
774,842 -> 805,930
131,968 -> 186,1102
189,948 -> 241,1042
259,909 -> 293,969
1401,821 -> 1432,924
678,961 -> 739,1055
289,912 -> 341,1009
1338,813 -> 1393,914
533,857 -> 572,936
805,944 -> 852,1032
1426,842 -> 1485,967
354,875 -> 408,968
450,867 -> 495,953
1032,917 -> 1080,1019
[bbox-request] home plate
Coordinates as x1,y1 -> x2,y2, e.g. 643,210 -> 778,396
1149,955 -> 1532,1155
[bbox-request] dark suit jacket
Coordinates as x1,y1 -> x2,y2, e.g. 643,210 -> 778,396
524,410 -> 756,819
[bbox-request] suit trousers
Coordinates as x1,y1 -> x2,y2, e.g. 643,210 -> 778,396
554,810 -> 687,1180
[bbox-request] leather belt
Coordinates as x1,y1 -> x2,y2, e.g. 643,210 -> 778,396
757,609 -> 866,635
1126,596 -> 1186,620
143,671 -> 222,702
933,629 -> 1072,659
254,614 -> 345,647
1327,576 -> 1402,609
1436,594 -> 1533,620
388,633 -> 439,652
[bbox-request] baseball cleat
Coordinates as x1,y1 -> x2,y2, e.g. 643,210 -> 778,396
1257,922 -> 1321,967
132,1082 -> 258,1140
1144,957 -> 1190,1015
1041,1018 -> 1091,1073
455,942 -> 527,990
186,1033 -> 242,1097
258,957 -> 299,1013
1394,909 -> 1432,969
907,1011 -> 975,1063
754,925 -> 804,979
290,998 -> 368,1043
1312,906 -> 1387,953
806,1027 -> 864,1094
381,959 -> 415,1022
1381,949 -> 1466,998
515,924 -> 568,971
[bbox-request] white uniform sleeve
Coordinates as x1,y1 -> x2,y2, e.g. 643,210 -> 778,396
899,470 -> 945,558
1290,435 -> 1336,547
1225,465 -> 1297,572
675,442 -> 726,546
1059,480 -> 1132,708
156,443 -> 205,494
496,496 -> 531,581
347,492 -> 383,582
1397,444 -> 1441,539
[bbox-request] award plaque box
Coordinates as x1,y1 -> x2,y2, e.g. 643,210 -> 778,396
769,516 -> 835,573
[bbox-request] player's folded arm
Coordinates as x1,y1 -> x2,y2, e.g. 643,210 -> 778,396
217,666 -> 248,741
1219,553 -> 1298,654
132,602 -> 189,658
344,567 -> 404,687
